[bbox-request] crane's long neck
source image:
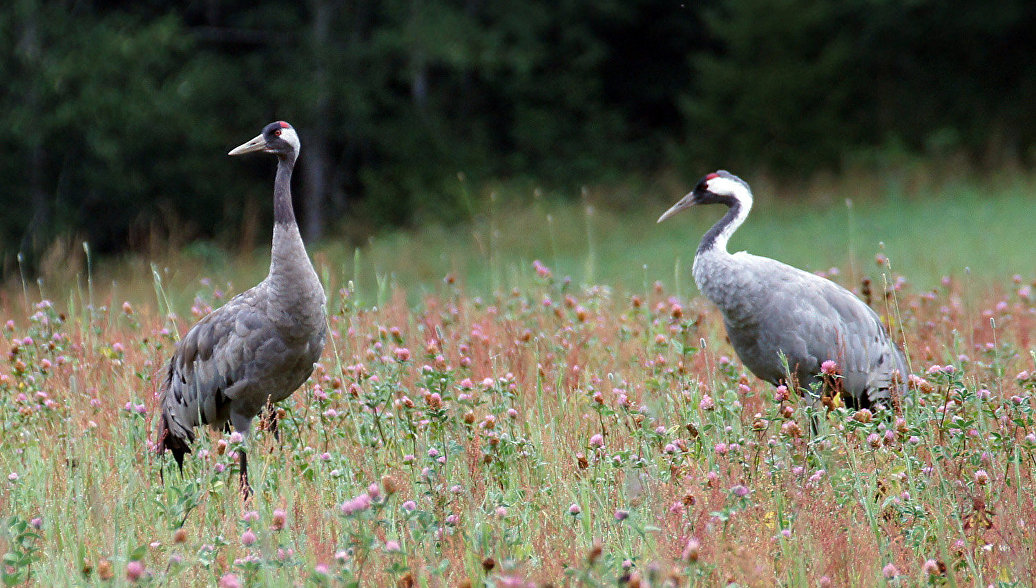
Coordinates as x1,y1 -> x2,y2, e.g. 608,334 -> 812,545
273,157 -> 296,227
697,193 -> 751,256
269,156 -> 320,298
692,188 -> 756,324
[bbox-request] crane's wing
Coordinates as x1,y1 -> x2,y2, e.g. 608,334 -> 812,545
156,288 -> 271,465
732,256 -> 906,406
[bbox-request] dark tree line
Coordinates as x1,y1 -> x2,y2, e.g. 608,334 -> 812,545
2,0 -> 1034,277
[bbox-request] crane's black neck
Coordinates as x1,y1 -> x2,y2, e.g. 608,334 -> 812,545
273,156 -> 296,226
697,195 -> 741,255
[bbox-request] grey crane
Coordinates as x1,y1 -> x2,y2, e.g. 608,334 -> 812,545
657,170 -> 907,409
156,121 -> 327,494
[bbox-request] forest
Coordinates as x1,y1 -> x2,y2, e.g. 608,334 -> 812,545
2,0 -> 1035,276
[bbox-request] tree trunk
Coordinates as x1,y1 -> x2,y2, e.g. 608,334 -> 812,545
302,0 -> 335,243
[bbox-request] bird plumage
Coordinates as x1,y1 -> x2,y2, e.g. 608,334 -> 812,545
156,122 -> 326,484
660,170 -> 907,408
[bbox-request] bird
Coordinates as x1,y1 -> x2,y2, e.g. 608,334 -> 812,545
156,121 -> 327,495
657,170 -> 908,410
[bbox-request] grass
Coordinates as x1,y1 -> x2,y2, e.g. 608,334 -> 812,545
0,170 -> 1034,585
33,168 -> 1033,314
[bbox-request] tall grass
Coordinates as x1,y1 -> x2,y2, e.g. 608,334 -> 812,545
0,251 -> 1034,584
0,170 -> 1033,584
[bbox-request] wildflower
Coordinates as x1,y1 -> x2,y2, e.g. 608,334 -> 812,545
402,500 -> 417,512
867,433 -> 881,448
781,421 -> 802,437
228,431 -> 244,444
568,503 -> 582,516
314,564 -> 329,575
495,506 -> 508,518
589,434 -> 604,448
385,540 -> 401,553
780,529 -> 792,539
393,347 -> 411,362
922,559 -> 940,575
241,529 -> 257,546
126,561 -> 145,582
8,472 -> 18,482
173,528 -> 187,543
219,574 -> 242,588
682,538 -> 700,562
713,443 -> 728,456
97,560 -> 114,580
882,563 -> 898,579
30,518 -> 41,530
699,394 -> 715,411
271,509 -> 287,531
731,485 -> 750,498
614,509 -> 629,521
853,409 -> 873,424
974,470 -> 989,485
243,510 -> 259,522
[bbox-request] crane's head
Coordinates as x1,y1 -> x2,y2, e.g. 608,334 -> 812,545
657,170 -> 751,223
229,121 -> 301,161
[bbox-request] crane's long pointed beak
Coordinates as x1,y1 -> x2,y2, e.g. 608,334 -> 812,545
657,194 -> 696,223
228,134 -> 267,156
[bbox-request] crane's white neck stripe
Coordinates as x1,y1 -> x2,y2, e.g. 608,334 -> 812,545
707,178 -> 753,253
279,128 -> 301,158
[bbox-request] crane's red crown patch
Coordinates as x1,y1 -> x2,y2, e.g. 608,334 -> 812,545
705,172 -> 720,181
278,121 -> 290,128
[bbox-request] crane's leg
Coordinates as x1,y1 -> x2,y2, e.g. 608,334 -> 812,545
239,449 -> 252,500
230,413 -> 254,500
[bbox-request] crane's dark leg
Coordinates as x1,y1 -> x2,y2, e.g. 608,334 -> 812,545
230,414 -> 254,500
239,449 -> 252,500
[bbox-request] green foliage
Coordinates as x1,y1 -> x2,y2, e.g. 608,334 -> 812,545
1,0 -> 1035,277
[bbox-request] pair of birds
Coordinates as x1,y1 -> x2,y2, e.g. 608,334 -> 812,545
156,122 -> 908,494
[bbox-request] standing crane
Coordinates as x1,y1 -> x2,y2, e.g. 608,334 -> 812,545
156,121 -> 327,495
657,170 -> 908,410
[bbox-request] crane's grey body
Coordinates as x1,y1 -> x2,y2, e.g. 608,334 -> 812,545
660,171 -> 907,408
157,122 -> 326,477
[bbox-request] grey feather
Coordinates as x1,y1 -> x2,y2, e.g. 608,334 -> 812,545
664,171 -> 908,409
156,122 -> 326,474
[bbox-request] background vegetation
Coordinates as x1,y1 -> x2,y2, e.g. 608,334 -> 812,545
2,0 -> 1035,278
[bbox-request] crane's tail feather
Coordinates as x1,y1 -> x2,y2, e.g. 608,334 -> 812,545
157,411 -> 193,474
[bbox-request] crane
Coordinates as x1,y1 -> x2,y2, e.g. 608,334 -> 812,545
658,170 -> 908,410
156,121 -> 327,495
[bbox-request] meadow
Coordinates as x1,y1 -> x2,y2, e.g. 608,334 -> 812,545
1,173 -> 1035,586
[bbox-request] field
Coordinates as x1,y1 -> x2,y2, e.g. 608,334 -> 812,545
1,175 -> 1035,586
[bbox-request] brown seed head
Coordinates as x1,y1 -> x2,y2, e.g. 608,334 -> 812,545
97,560 -> 113,581
588,540 -> 603,564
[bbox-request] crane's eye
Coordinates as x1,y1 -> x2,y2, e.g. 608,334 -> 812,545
274,130 -> 282,136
